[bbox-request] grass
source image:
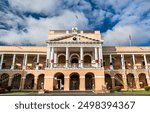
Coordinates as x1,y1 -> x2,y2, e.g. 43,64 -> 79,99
115,90 -> 150,94
0,91 -> 38,96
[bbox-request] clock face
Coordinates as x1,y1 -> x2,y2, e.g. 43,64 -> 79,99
73,37 -> 77,41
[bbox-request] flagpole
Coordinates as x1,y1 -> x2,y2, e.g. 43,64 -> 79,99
129,35 -> 132,46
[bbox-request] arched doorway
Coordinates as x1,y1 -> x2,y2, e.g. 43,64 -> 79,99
85,73 -> 95,90
70,73 -> 79,90
11,74 -> 21,89
53,73 -> 64,90
84,55 -> 91,63
127,73 -> 136,89
71,57 -> 79,63
139,73 -> 148,88
105,74 -> 112,89
24,74 -> 34,89
58,55 -> 66,64
37,74 -> 45,90
0,73 -> 9,87
114,74 -> 124,88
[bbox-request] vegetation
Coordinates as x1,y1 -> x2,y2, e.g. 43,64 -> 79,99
144,86 -> 150,91
113,86 -> 122,92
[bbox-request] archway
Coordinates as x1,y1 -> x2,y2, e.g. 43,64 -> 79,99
37,74 -> 45,89
85,73 -> 95,90
84,55 -> 91,63
11,74 -> 21,89
105,74 -> 112,89
0,73 -> 9,87
70,73 -> 79,90
139,73 -> 148,88
58,55 -> 65,64
127,73 -> 136,89
24,74 -> 34,89
114,74 -> 124,88
53,73 -> 64,90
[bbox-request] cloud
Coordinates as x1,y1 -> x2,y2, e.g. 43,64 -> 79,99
0,10 -> 89,45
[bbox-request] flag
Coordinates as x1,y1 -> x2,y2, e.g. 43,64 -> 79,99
75,15 -> 78,19
129,35 -> 132,46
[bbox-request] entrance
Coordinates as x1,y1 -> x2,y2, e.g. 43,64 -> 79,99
85,73 -> 95,90
70,73 -> 79,90
53,73 -> 64,90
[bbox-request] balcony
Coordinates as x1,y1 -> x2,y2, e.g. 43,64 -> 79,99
53,63 -> 100,68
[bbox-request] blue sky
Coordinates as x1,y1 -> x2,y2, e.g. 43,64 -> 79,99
0,0 -> 150,46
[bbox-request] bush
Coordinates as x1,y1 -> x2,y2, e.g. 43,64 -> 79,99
114,86 -> 122,92
0,87 -> 5,93
144,86 -> 150,91
5,86 -> 12,92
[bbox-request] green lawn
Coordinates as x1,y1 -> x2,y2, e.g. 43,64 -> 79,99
115,90 -> 150,94
0,91 -> 38,95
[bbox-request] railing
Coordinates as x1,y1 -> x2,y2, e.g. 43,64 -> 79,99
53,63 -> 98,68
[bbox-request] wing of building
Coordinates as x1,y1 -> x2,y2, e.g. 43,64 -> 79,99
0,28 -> 150,92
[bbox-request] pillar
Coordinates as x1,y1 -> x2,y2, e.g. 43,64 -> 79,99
95,47 -> 98,67
8,76 -> 13,86
11,54 -> 16,70
19,76 -> 26,90
111,76 -> 115,89
79,76 -> 85,91
64,76 -> 69,91
80,47 -> 83,68
0,54 -> 4,69
132,54 -> 137,69
23,54 -> 27,70
98,47 -> 103,68
50,47 -> 54,68
44,76 -> 53,91
34,76 -> 38,90
121,54 -> 125,69
135,75 -> 140,89
95,75 -> 105,91
109,54 -> 113,70
36,54 -> 39,70
46,44 -> 51,68
144,54 -> 148,69
146,75 -> 150,86
66,47 -> 69,68
122,74 -> 128,89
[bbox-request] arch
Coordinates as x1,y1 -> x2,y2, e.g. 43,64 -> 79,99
70,72 -> 80,90
127,73 -> 136,89
114,73 -> 124,88
58,54 -> 66,64
139,73 -> 148,88
53,72 -> 64,90
0,73 -> 9,87
83,55 -> 92,64
85,72 -> 95,90
11,73 -> 21,89
105,74 -> 112,89
37,74 -> 45,90
24,74 -> 34,89
70,53 -> 79,64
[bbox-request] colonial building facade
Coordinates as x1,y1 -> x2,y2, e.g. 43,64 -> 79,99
0,29 -> 150,92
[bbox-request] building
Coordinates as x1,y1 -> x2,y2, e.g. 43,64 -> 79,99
0,28 -> 150,92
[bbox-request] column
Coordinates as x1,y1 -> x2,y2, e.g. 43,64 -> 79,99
111,76 -> 115,89
79,76 -> 85,91
95,75 -> 105,91
144,54 -> 148,69
64,75 -> 69,91
11,54 -> 16,70
135,75 -> 140,89
109,54 -> 113,70
8,76 -> 13,86
146,75 -> 150,86
50,47 -> 54,68
121,54 -> 125,69
66,47 -> 69,68
19,76 -> 26,90
80,47 -> 83,68
34,76 -> 38,90
95,47 -> 98,67
44,76 -> 53,91
36,54 -> 39,70
98,47 -> 103,68
46,45 -> 51,68
122,74 -> 127,89
0,54 -> 4,69
23,54 -> 27,70
132,54 -> 137,69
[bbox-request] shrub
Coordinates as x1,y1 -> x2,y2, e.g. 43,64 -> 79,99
114,86 -> 122,92
144,86 -> 150,91
0,87 -> 5,93
5,86 -> 12,92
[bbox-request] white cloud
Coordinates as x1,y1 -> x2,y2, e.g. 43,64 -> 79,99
0,10 -> 89,45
